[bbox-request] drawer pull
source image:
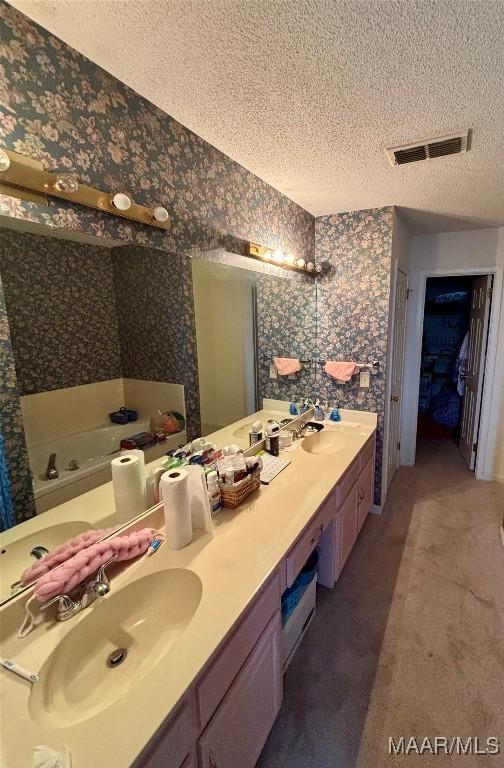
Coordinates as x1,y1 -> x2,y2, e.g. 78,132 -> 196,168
209,751 -> 219,768
359,489 -> 365,501
310,524 -> 324,546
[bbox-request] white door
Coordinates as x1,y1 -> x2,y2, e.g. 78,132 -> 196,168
459,275 -> 492,470
387,270 -> 408,487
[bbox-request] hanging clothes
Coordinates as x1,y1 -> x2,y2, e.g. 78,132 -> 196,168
0,431 -> 15,532
455,332 -> 469,397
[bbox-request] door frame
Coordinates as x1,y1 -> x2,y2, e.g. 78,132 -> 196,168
400,263 -> 504,480
381,262 -> 408,503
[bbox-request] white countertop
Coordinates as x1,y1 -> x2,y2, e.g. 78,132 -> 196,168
0,407 -> 376,768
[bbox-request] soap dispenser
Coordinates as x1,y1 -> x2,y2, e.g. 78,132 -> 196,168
314,399 -> 324,421
329,405 -> 341,422
301,398 -> 311,415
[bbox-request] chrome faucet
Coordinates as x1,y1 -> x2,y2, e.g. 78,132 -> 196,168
30,546 -> 49,559
40,555 -> 117,621
45,453 -> 58,480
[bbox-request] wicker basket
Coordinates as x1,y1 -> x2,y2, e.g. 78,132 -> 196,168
219,466 -> 261,509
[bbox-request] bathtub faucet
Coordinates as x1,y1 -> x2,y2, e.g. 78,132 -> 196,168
45,453 -> 58,480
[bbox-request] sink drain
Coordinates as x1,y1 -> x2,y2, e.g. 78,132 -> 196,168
106,648 -> 128,668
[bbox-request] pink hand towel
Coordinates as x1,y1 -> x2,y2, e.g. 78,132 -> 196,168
20,527 -> 116,586
324,361 -> 360,381
34,528 -> 153,603
273,357 -> 301,376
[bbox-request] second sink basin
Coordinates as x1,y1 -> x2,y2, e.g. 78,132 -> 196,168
29,568 -> 202,728
302,431 -> 348,455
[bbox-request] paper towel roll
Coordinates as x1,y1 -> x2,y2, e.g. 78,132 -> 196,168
121,448 -> 145,469
111,454 -> 147,524
160,468 -> 193,550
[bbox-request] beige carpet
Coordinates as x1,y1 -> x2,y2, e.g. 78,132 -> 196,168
258,439 -> 504,767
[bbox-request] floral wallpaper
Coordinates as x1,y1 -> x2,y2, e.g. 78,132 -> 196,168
315,207 -> 394,504
112,243 -> 200,439
0,272 -> 34,523
0,229 -> 123,394
0,0 -> 315,524
256,272 -> 317,403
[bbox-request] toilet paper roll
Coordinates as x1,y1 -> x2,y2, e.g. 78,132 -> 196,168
111,454 -> 147,524
160,468 -> 193,550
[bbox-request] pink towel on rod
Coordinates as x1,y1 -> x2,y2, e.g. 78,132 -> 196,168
324,361 -> 360,381
34,528 -> 153,603
273,357 -> 301,375
20,527 -> 116,586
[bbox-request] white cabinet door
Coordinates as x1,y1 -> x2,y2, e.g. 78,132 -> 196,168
459,275 -> 492,469
357,457 -> 374,533
198,613 -> 282,768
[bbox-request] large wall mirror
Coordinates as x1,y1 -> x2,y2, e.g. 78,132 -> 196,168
0,216 -> 316,604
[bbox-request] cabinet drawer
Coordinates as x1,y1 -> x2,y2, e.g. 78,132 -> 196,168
359,434 -> 376,470
334,458 -> 360,508
134,694 -> 197,768
198,613 -> 282,768
197,570 -> 281,729
285,492 -> 335,587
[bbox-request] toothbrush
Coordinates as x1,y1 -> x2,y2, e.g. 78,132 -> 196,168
1,658 -> 38,684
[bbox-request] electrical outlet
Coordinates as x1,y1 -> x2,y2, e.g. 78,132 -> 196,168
359,370 -> 371,388
269,364 -> 278,380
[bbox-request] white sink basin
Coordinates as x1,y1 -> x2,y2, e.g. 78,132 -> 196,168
0,521 -> 91,602
302,431 -> 348,455
29,568 -> 202,728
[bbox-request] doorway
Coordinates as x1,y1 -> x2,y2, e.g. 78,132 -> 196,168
416,274 -> 493,470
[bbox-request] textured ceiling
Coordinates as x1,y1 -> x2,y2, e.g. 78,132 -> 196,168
9,0 -> 504,233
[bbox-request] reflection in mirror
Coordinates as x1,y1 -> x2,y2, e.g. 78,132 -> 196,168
0,218 -> 316,605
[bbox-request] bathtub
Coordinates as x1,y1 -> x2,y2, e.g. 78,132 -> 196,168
29,420 -> 187,513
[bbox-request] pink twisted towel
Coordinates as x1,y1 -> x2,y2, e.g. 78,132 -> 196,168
324,361 -> 360,381
273,357 -> 301,375
20,528 -> 115,586
34,528 -> 153,603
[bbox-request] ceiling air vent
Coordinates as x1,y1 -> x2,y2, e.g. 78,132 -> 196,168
387,130 -> 470,166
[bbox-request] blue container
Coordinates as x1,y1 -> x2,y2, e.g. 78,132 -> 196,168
281,550 -> 318,622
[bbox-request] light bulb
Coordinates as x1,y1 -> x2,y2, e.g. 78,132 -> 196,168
0,149 -> 11,172
112,193 -> 132,211
306,262 -> 315,271
296,258 -> 306,268
285,254 -> 295,265
315,264 -> 323,273
54,173 -> 79,193
153,205 -> 169,222
272,249 -> 284,263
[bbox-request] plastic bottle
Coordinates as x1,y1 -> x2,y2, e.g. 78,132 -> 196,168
266,423 -> 280,457
206,471 -> 222,516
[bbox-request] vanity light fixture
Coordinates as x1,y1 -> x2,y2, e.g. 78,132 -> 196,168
0,148 -> 171,230
0,149 -> 11,172
112,192 -> 132,211
54,173 -> 79,193
153,205 -> 169,223
247,243 -> 322,276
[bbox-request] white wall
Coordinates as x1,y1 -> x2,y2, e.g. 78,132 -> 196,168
401,227 -> 504,482
192,260 -> 256,435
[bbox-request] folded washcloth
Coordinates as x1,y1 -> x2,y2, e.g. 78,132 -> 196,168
324,361 -> 360,381
273,357 -> 301,376
34,528 -> 152,603
20,528 -> 115,586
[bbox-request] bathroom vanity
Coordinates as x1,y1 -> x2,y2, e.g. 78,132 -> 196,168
0,409 -> 376,768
